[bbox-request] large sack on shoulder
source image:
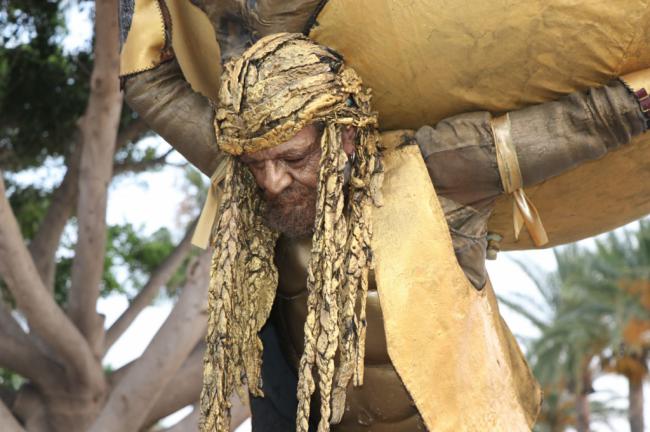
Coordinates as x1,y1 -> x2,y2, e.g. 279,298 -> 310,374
126,0 -> 650,250
309,0 -> 650,250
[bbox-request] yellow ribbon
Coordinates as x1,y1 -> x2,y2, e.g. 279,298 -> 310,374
192,159 -> 229,249
490,114 -> 548,247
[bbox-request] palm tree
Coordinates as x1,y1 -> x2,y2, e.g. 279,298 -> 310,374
501,228 -> 650,432
586,222 -> 650,432
499,246 -> 608,432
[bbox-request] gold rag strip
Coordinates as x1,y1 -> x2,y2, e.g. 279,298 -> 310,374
620,68 -> 650,98
491,114 -> 548,247
192,159 -> 229,249
119,0 -> 166,77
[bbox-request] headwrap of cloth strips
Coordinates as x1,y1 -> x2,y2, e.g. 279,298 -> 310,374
199,33 -> 384,432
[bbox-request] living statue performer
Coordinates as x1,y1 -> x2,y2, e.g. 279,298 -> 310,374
119,4 -> 650,432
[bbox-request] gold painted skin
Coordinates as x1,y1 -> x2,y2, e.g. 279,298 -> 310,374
121,14 -> 650,425
273,236 -> 425,431
124,59 -> 649,430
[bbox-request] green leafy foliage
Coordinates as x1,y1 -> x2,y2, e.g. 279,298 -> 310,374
502,221 -> 650,431
0,367 -> 25,391
0,0 -> 139,172
0,0 -> 92,171
6,180 -> 52,239
50,223 -> 189,306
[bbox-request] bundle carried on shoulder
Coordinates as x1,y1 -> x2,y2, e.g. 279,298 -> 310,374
121,0 -> 650,249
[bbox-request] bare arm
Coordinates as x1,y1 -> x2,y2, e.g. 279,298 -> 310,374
416,79 -> 648,206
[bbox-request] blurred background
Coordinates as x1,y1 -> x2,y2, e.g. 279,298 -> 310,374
0,1 -> 647,431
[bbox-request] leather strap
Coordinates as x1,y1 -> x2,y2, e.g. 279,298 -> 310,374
490,114 -> 548,247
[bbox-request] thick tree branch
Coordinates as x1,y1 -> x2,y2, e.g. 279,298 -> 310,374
27,116 -> 149,295
142,343 -> 204,427
0,304 -> 64,389
0,398 -> 25,432
142,342 -> 249,431
11,386 -> 48,432
104,220 -> 196,355
90,251 -> 211,432
28,140 -> 82,292
67,0 -> 123,355
159,401 -> 248,432
0,173 -> 103,394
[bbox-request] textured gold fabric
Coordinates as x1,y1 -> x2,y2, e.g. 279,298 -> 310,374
214,33 -> 376,155
119,0 -> 165,76
134,0 -> 650,250
309,0 -> 650,130
621,69 -> 650,97
192,160 -> 228,249
372,144 -> 542,431
120,0 -> 221,101
164,0 -> 221,100
308,0 -> 650,249
202,34 -> 383,432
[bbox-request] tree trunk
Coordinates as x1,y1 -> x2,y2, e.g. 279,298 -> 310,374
575,392 -> 591,432
67,0 -> 123,357
90,252 -> 212,432
628,376 -> 644,432
575,366 -> 592,432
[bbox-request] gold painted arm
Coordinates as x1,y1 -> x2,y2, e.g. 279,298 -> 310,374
124,59 -> 223,176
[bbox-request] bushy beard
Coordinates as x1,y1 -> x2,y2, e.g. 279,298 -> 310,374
262,182 -> 317,238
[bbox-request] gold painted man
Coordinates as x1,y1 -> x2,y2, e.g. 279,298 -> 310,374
122,20 -> 650,432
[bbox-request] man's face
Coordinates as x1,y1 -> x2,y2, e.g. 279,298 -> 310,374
240,124 -> 355,237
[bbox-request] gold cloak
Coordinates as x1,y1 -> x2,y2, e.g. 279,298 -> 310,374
372,141 -> 541,431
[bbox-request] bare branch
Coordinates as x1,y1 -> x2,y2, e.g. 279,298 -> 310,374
0,173 -> 103,393
28,140 -> 82,292
0,304 -> 64,389
28,118 -> 148,294
143,341 -> 249,431
104,220 -> 196,355
0,398 -> 25,432
11,386 -> 48,432
67,0 -> 123,355
142,343 -> 204,427
90,251 -> 211,432
157,400 -> 248,432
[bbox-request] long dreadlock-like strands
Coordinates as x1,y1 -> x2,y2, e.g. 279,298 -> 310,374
294,124 -> 383,431
295,125 -> 345,432
330,128 -> 382,423
205,33 -> 383,432
315,126 -> 347,432
201,158 -> 278,432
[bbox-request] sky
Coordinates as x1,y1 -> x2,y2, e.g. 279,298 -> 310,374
13,3 -> 646,431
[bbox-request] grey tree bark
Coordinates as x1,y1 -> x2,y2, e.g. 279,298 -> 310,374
0,399 -> 25,432
628,376 -> 645,432
0,0 -> 237,430
89,252 -> 211,432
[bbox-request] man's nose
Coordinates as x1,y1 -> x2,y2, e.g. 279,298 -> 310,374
260,161 -> 292,198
